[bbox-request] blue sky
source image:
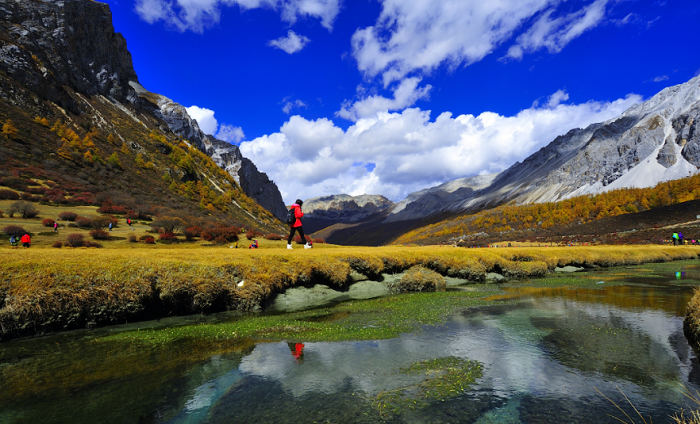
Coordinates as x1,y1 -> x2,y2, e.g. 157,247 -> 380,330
105,0 -> 700,203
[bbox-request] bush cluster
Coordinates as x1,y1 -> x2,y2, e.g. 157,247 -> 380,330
0,189 -> 20,200
201,227 -> 239,243
57,211 -> 78,221
7,201 -> 39,219
89,229 -> 110,240
3,225 -> 26,238
246,229 -> 264,240
264,233 -> 284,241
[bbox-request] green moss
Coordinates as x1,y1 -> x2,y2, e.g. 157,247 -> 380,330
373,356 -> 484,419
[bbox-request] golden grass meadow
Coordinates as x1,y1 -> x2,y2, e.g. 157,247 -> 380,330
2,243 -> 700,341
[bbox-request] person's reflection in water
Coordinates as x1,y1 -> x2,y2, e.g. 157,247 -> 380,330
288,342 -> 305,363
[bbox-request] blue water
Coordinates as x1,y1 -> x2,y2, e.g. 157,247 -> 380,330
2,265 -> 700,423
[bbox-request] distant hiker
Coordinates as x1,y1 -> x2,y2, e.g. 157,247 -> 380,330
679,232 -> 684,245
20,233 -> 31,248
287,199 -> 312,249
235,242 -> 238,249
127,218 -> 132,226
672,232 -> 679,246
249,240 -> 258,249
109,222 -> 113,232
10,235 -> 18,248
53,222 -> 58,233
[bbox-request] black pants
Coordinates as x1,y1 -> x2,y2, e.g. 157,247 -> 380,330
288,226 -> 306,244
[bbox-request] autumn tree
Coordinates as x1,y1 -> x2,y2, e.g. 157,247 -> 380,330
2,119 -> 18,139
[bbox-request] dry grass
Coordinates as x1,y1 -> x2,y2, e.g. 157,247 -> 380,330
1,245 -> 698,340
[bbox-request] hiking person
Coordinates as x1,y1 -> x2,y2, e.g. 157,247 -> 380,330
53,222 -> 58,233
679,232 -> 684,245
287,199 -> 311,249
127,218 -> 132,226
673,232 -> 679,246
10,235 -> 18,248
109,222 -> 113,232
249,239 -> 258,249
20,233 -> 31,248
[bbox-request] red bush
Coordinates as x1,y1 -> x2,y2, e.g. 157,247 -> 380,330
313,238 -> 325,244
83,240 -> 102,248
52,241 -> 63,248
158,232 -> 178,242
0,189 -> 20,200
98,202 -> 129,215
89,229 -> 110,240
184,226 -> 201,241
58,211 -> 78,221
246,229 -> 264,240
42,218 -> 56,227
3,225 -> 26,238
214,236 -> 228,245
66,233 -> 84,247
201,227 -> 239,242
292,235 -> 312,244
141,236 -> 155,244
75,216 -> 92,228
264,233 -> 284,240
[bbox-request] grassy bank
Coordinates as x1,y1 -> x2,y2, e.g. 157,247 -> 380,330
1,245 -> 698,341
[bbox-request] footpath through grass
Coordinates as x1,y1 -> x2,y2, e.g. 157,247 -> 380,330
1,245 -> 698,340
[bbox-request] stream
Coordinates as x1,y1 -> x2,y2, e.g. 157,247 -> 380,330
2,261 -> 700,423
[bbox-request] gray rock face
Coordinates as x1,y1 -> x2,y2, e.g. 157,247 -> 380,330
0,0 -> 286,221
304,194 -> 394,222
387,75 -> 700,222
0,0 -> 137,113
129,82 -> 287,220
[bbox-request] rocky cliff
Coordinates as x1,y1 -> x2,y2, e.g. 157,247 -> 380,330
0,0 -> 286,220
387,75 -> 700,223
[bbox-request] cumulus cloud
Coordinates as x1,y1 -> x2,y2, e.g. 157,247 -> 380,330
351,0 -> 614,86
134,0 -> 341,33
240,91 -> 642,204
217,124 -> 246,143
282,98 -> 308,114
337,77 -> 432,121
269,30 -> 310,54
505,0 -> 609,60
186,105 -> 218,134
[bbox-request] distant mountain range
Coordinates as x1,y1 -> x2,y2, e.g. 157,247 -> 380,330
313,75 -> 700,244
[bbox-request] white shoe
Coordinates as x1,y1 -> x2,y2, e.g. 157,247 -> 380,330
287,244 -> 293,249
304,243 -> 312,249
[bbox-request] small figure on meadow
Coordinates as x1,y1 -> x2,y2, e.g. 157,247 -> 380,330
673,232 -> 679,246
20,233 -> 31,248
127,218 -> 132,226
109,222 -> 113,232
286,199 -> 311,249
680,232 -> 684,245
53,222 -> 58,233
10,235 -> 18,248
249,239 -> 258,249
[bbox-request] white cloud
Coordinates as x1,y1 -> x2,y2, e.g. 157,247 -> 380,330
240,91 -> 642,204
653,75 -> 669,82
134,0 -> 340,33
186,105 -> 218,134
268,30 -> 310,54
337,77 -> 432,121
505,0 -> 608,60
282,98 -> 308,114
546,89 -> 569,108
217,124 -> 246,143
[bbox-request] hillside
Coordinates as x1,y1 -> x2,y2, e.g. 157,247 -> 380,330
0,0 -> 285,232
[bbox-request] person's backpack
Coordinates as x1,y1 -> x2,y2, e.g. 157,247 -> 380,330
286,208 -> 296,226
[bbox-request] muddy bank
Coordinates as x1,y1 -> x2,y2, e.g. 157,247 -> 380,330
1,246 -> 698,341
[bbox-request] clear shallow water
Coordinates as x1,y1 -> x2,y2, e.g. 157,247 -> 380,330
3,264 -> 700,423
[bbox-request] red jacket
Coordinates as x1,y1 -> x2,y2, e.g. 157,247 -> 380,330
20,234 -> 30,244
291,204 -> 304,228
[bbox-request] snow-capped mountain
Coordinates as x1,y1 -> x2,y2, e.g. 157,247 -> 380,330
386,75 -> 700,223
